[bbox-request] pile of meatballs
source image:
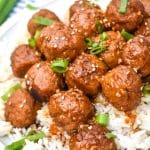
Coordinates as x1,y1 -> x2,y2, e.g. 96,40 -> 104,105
4,0 -> 150,149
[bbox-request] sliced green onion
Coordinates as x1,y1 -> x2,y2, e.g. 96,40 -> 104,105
96,113 -> 109,126
90,45 -> 106,55
26,131 -> 46,142
96,21 -> 103,33
85,38 -> 93,47
28,30 -> 41,47
142,84 -> 150,97
5,139 -> 25,150
1,83 -> 21,102
34,16 -> 53,26
51,59 -> 69,73
5,131 -> 46,150
105,133 -> 117,139
26,4 -> 38,10
121,29 -> 134,40
118,0 -> 128,14
100,32 -> 108,41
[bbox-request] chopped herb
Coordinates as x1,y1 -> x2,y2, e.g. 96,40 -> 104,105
1,83 -> 21,102
100,32 -> 108,41
51,59 -> 69,73
26,4 -> 38,10
28,30 -> 41,48
105,133 -> 117,139
90,45 -> 106,55
34,16 -> 53,26
96,21 -> 103,33
121,29 -> 134,40
5,131 -> 46,150
96,113 -> 109,126
118,0 -> 128,14
142,84 -> 150,97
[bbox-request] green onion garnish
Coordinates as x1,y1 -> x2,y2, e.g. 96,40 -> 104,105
34,16 -> 53,26
28,30 -> 41,48
121,29 -> 134,40
51,59 -> 69,73
100,32 -> 108,41
26,4 -> 38,10
118,0 -> 128,14
5,139 -> 25,150
1,83 -> 21,102
142,84 -> 150,97
5,131 -> 46,150
90,45 -> 106,55
96,113 -> 109,126
85,38 -> 94,47
96,21 -> 103,33
105,133 -> 117,139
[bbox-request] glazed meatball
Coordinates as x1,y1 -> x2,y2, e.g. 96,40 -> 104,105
27,9 -> 60,36
105,0 -> 145,31
25,61 -> 62,102
69,124 -> 117,150
65,53 -> 107,97
49,89 -> 94,133
11,44 -> 41,78
37,22 -> 86,61
135,18 -> 150,37
140,0 -> 150,16
122,35 -> 150,76
92,31 -> 125,68
69,7 -> 104,37
70,0 -> 100,17
101,65 -> 142,111
5,89 -> 41,128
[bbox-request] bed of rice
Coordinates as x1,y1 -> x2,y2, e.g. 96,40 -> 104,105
0,0 -> 150,149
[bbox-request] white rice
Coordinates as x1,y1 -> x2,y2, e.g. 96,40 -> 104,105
0,0 -> 150,149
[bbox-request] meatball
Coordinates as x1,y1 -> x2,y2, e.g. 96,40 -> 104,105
140,0 -> 150,16
122,35 -> 150,76
135,18 -> 150,37
105,0 -> 145,31
25,61 -> 62,102
92,31 -> 125,68
49,89 -> 94,133
27,9 -> 60,36
37,22 -> 86,61
69,124 -> 117,150
5,89 -> 41,128
65,53 -> 107,97
11,44 -> 41,78
101,65 -> 142,111
70,0 -> 100,17
69,7 -> 104,37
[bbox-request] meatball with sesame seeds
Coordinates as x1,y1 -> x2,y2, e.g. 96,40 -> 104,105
11,44 -> 41,78
49,89 -> 95,133
27,9 -> 61,36
101,65 -> 142,112
140,0 -> 150,17
92,31 -> 125,69
65,53 -> 108,97
69,6 -> 104,37
25,61 -> 62,102
5,89 -> 41,128
69,124 -> 117,150
37,22 -> 86,61
105,0 -> 145,31
135,18 -> 150,37
122,35 -> 150,76
69,0 -> 100,17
